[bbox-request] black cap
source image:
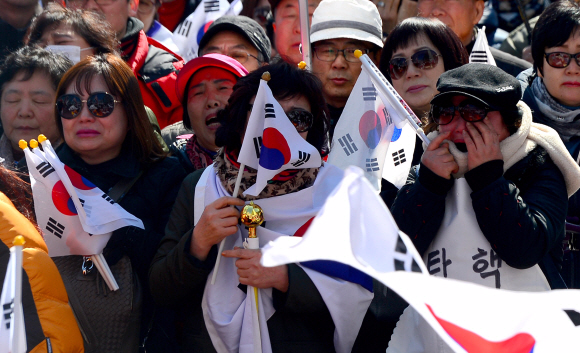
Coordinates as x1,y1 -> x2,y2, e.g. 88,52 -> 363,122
198,16 -> 272,63
431,63 -> 522,111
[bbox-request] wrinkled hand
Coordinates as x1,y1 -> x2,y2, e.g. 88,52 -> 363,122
191,197 -> 245,260
373,0 -> 418,34
463,118 -> 503,171
222,247 -> 289,292
421,131 -> 459,179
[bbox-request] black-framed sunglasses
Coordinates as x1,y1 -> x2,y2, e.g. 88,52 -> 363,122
56,92 -> 120,119
544,52 -> 580,69
431,99 -> 490,125
247,104 -> 313,132
388,49 -> 441,80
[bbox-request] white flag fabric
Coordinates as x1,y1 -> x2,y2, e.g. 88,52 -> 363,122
261,165 -> 427,274
327,68 -> 411,191
196,163 -> 371,353
469,26 -> 497,66
385,272 -> 580,353
172,0 -> 243,62
23,140 -> 143,256
382,119 -> 416,189
237,79 -> 322,196
0,245 -> 26,353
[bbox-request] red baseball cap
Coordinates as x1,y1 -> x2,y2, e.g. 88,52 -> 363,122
175,53 -> 248,102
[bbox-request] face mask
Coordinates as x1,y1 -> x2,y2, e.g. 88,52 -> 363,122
45,45 -> 93,64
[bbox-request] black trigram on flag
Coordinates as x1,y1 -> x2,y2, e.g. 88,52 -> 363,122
264,103 -> 275,118
46,217 -> 65,238
393,235 -> 422,272
564,310 -> 580,326
102,194 -> 115,205
3,299 -> 14,329
338,134 -> 358,156
253,136 -> 263,158
392,149 -> 406,166
79,198 -> 92,217
365,158 -> 380,172
362,85 -> 377,101
36,161 -> 55,178
204,0 -> 220,12
292,151 -> 311,167
175,20 -> 192,37
470,50 -> 489,63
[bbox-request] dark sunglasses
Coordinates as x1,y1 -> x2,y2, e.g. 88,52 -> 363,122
431,100 -> 490,125
56,92 -> 120,119
388,49 -> 441,80
544,52 -> 580,69
248,104 -> 314,133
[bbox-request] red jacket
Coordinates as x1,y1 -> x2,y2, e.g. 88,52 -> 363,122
124,27 -> 184,129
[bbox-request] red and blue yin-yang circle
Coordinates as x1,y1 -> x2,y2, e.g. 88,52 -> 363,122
197,21 -> 214,45
259,128 -> 291,170
359,110 -> 387,149
65,165 -> 96,190
52,180 -> 77,216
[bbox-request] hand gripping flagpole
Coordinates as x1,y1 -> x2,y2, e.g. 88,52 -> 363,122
298,0 -> 312,69
241,201 -> 264,352
354,50 -> 431,145
212,71 -> 273,284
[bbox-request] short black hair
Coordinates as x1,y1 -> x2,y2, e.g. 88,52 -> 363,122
531,0 -> 580,76
215,61 -> 330,154
380,17 -> 469,83
0,46 -> 73,94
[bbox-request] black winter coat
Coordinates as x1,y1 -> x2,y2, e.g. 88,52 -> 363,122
391,146 -> 568,287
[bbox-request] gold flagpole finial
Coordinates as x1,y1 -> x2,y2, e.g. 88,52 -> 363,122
29,139 -> 39,149
354,50 -> 363,59
240,201 -> 264,239
298,61 -> 307,70
18,140 -> 28,150
13,235 -> 25,246
38,134 -> 47,143
261,71 -> 271,81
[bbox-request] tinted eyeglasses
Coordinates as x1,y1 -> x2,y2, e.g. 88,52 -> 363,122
544,52 -> 580,69
248,105 -> 314,132
313,46 -> 371,63
56,92 -> 120,119
388,49 -> 441,80
431,100 -> 490,125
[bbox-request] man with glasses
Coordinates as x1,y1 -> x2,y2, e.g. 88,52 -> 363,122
0,0 -> 41,63
198,16 -> 271,72
309,0 -> 383,137
67,0 -> 185,129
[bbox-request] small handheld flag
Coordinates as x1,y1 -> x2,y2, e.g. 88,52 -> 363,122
469,27 -> 497,66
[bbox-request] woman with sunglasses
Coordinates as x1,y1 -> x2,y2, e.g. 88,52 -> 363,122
521,2 -> 580,288
387,63 -> 580,350
54,53 -> 187,351
150,62 -> 372,352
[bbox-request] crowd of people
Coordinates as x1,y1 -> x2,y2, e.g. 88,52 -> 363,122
1,0 -> 580,351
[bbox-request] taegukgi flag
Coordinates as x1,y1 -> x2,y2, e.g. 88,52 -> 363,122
469,26 -> 497,66
23,138 -> 143,256
327,68 -> 413,191
0,239 -> 26,353
237,78 -> 322,196
386,272 -> 580,353
173,0 -> 243,62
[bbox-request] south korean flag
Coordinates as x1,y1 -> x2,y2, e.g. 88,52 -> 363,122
0,242 -> 26,353
173,0 -> 243,62
327,69 -> 397,191
237,78 -> 322,196
469,26 -> 497,66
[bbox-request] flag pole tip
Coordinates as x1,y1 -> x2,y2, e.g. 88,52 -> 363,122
38,134 -> 47,143
261,72 -> 271,81
13,235 -> 25,246
18,140 -> 28,150
298,61 -> 307,70
354,50 -> 363,59
29,139 -> 39,149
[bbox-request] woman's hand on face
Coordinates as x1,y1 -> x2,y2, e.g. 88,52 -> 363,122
463,118 -> 503,171
222,247 -> 289,292
191,196 -> 245,261
421,131 -> 459,179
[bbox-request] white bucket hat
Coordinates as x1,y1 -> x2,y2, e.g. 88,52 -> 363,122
310,0 -> 384,48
